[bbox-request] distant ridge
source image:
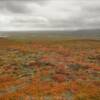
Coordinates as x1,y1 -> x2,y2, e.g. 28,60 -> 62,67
0,29 -> 100,40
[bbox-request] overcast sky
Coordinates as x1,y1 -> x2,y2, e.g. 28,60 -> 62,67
0,0 -> 100,31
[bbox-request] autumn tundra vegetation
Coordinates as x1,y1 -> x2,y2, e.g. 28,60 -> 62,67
0,37 -> 100,100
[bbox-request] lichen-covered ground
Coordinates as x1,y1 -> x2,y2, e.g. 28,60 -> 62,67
0,38 -> 100,100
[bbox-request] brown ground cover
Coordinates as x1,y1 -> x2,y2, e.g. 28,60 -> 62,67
0,38 -> 100,100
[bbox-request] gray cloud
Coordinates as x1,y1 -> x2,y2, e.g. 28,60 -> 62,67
0,0 -> 100,31
6,2 -> 29,14
0,1 -> 31,14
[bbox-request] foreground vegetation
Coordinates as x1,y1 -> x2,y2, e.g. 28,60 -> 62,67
0,37 -> 100,100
